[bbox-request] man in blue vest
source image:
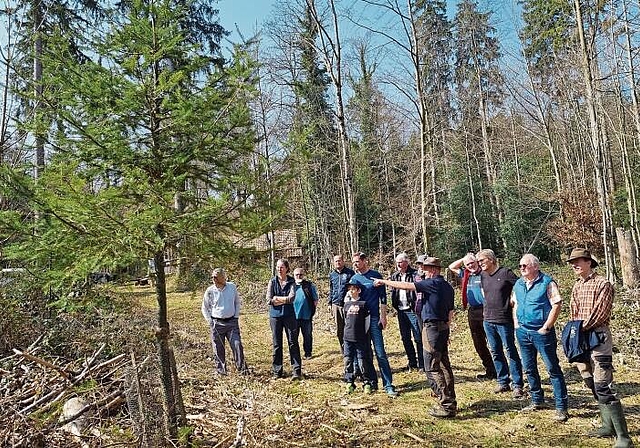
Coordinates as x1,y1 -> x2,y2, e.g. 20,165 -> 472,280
512,253 -> 568,422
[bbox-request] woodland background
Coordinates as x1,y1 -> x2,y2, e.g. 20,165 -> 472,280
2,0 -> 640,446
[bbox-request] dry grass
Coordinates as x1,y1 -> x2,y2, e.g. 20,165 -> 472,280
134,281 -> 640,448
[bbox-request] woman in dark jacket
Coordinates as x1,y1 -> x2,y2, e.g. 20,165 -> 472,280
266,259 -> 302,380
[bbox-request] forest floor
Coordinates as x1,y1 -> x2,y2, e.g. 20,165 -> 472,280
138,278 -> 640,448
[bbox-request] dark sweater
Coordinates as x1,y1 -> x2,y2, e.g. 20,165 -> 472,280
481,267 -> 518,324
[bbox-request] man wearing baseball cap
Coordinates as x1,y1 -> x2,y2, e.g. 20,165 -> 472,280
566,248 -> 632,447
374,256 -> 456,418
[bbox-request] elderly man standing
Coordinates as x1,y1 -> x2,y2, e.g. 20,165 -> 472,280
293,267 -> 318,359
375,257 -> 456,418
566,248 -> 633,447
390,252 -> 423,372
328,254 -> 355,353
448,253 -> 496,380
477,249 -> 524,399
512,254 -> 568,422
351,252 -> 398,397
201,268 -> 248,375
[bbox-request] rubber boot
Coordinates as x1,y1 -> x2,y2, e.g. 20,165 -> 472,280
610,401 -> 634,448
584,377 -> 598,400
589,403 -> 615,438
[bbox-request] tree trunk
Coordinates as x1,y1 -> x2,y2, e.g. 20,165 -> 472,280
153,250 -> 183,440
616,228 -> 640,289
574,0 -> 615,279
33,2 -> 45,179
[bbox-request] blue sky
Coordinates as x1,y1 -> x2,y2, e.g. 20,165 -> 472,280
217,0 -> 276,40
216,0 -> 522,57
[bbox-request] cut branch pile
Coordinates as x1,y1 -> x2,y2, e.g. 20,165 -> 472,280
0,337 -> 132,447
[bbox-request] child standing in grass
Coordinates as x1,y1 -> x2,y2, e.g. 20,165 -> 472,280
343,278 -> 377,393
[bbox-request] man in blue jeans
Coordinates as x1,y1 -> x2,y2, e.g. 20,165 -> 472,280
512,253 -> 568,422
390,252 -> 423,372
477,249 -> 524,399
351,252 -> 398,397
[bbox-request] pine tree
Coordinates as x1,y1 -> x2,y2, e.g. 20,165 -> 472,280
0,0 -> 265,440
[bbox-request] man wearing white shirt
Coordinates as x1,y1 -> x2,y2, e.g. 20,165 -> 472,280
202,268 -> 248,375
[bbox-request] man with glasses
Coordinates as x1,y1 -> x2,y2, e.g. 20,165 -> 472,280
390,252 -> 423,372
293,267 -> 318,359
351,252 -> 398,397
201,268 -> 248,375
448,253 -> 496,380
476,249 -> 524,399
512,254 -> 568,422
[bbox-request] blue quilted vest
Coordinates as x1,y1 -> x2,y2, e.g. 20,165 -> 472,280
513,273 -> 553,330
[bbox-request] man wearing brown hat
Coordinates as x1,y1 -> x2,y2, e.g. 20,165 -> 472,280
566,248 -> 633,447
374,257 -> 456,418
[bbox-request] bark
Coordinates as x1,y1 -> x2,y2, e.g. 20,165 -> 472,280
574,0 -> 615,279
616,228 -> 640,289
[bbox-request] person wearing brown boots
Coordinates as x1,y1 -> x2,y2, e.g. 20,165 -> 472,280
566,248 -> 633,448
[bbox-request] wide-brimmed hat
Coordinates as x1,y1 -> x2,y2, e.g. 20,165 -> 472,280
416,254 -> 428,264
565,248 -> 598,267
422,257 -> 442,268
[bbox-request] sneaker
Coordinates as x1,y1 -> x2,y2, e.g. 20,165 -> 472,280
554,410 -> 569,422
363,384 -> 373,394
520,402 -> 546,413
512,387 -> 525,399
494,384 -> 511,394
291,373 -> 303,382
304,354 -> 312,360
385,387 -> 399,398
346,383 -> 356,394
429,406 -> 456,418
272,372 -> 283,380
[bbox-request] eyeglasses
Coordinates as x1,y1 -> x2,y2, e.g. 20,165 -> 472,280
519,264 -> 529,269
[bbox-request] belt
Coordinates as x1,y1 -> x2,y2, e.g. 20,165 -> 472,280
213,316 -> 235,322
424,319 -> 445,323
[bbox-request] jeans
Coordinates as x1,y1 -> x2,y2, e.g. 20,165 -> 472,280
297,318 -> 313,357
343,339 -> 377,386
483,321 -> 524,388
369,316 -> 394,391
422,321 -> 457,412
269,315 -> 301,377
331,304 -> 345,353
516,326 -> 568,410
468,307 -> 495,376
397,309 -> 424,368
210,318 -> 247,374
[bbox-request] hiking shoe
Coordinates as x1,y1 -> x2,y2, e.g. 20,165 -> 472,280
363,384 -> 373,394
520,402 -> 546,413
429,406 -> 456,418
554,410 -> 569,422
385,387 -> 398,398
291,373 -> 303,382
494,384 -> 510,394
476,372 -> 497,380
346,383 -> 356,394
513,387 -> 525,399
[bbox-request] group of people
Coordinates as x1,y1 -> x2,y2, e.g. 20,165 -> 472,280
200,248 -> 633,448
